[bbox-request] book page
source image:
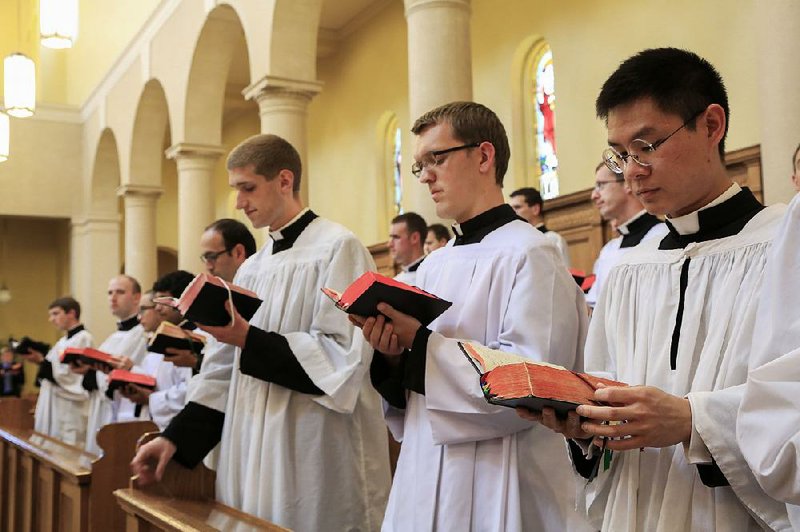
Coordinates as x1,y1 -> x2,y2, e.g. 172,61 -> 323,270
460,342 -> 566,372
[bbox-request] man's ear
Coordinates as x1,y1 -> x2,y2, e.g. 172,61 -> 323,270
231,243 -> 246,261
702,104 -> 726,157
478,141 -> 496,174
531,203 -> 542,218
278,169 -> 295,193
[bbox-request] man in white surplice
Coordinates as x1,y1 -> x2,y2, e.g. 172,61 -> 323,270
354,101 -> 592,531
523,48 -> 790,531
26,297 -> 93,445
131,134 -> 390,531
737,191 -> 800,529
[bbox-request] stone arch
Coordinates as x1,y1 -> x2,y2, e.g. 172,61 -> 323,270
129,79 -> 171,187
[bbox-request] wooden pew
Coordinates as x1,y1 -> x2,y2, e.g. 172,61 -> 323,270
0,420 -> 158,532
115,432 -> 288,531
0,396 -> 35,430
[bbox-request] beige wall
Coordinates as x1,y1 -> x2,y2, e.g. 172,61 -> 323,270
156,155 -> 178,253
308,0 -> 409,247
0,217 -> 70,394
471,0 -> 759,196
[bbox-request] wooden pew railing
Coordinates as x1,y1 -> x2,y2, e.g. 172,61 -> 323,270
0,397 -> 158,532
114,432 -> 288,531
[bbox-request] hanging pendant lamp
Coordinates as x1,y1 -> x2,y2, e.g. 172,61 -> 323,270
4,53 -> 36,118
40,0 -> 79,49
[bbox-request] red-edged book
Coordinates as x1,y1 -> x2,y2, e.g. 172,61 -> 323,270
322,271 -> 452,326
107,369 -> 157,393
155,273 -> 263,326
459,342 -> 626,418
148,322 -> 206,356
60,347 -> 117,371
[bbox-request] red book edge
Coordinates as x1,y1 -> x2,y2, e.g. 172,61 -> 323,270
108,369 -> 156,388
60,347 -> 117,364
168,273 -> 259,316
324,271 -> 441,310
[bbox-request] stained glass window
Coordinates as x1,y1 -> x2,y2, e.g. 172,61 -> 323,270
534,46 -> 559,199
393,127 -> 403,214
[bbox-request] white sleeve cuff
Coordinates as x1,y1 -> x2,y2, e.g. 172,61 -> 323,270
684,393 -> 713,464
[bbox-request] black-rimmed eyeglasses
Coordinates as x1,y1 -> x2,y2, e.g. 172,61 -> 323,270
602,108 -> 706,175
199,248 -> 231,263
411,142 -> 482,178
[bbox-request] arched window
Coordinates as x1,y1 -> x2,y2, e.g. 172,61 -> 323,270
375,111 -> 403,240
511,37 -> 560,198
392,126 -> 403,215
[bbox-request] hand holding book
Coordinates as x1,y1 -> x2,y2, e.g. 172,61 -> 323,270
350,303 -> 420,356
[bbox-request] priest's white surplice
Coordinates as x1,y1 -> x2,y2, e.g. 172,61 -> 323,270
583,204 -> 790,531
84,325 -> 147,455
384,219 -> 592,532
34,329 -> 93,445
185,217 -> 391,531
738,193 -> 800,530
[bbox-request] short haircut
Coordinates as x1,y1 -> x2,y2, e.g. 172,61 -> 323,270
793,143 -> 800,171
227,134 -> 302,192
596,48 -> 730,158
595,160 -> 607,172
205,218 -> 257,258
510,187 -> 544,210
48,296 -> 81,319
152,270 -> 195,299
428,223 -> 451,242
118,275 -> 142,295
411,101 -> 510,186
392,212 -> 427,242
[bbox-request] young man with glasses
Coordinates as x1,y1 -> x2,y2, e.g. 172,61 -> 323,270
356,101 -> 591,531
523,48 -> 789,530
131,134 -> 390,531
199,218 -> 256,283
585,161 -> 665,309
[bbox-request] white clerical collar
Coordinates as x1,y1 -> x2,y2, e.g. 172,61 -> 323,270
402,255 -> 425,273
667,183 -> 742,235
617,210 -> 649,236
269,208 -> 310,241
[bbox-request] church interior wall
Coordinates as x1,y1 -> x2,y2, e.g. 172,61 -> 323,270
156,152 -> 179,254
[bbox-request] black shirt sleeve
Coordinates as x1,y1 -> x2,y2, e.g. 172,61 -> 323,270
161,401 -> 225,468
238,326 -> 324,395
403,327 -> 431,395
568,439 -> 602,480
370,352 -> 407,409
82,370 -> 98,392
36,360 -> 56,385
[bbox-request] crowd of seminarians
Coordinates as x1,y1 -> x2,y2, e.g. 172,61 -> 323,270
4,46 -> 800,531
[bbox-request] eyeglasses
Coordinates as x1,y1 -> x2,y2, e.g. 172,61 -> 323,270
593,179 -> 624,192
411,142 -> 482,178
139,304 -> 156,311
602,109 -> 705,175
199,248 -> 231,263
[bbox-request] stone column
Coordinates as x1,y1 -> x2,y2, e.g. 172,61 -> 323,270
117,184 -> 162,291
165,143 -> 225,271
757,0 -> 800,205
404,0 -> 473,220
243,76 -> 323,206
70,215 -> 121,340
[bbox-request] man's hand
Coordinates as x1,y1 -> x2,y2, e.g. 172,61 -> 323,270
163,347 -> 198,369
130,436 -> 177,485
517,407 -> 593,440
121,383 -> 153,405
23,349 -> 44,364
350,303 -> 422,357
575,385 -> 692,451
196,301 -> 249,348
113,356 -> 134,371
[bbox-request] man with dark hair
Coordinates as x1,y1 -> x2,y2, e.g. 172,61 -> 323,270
585,162 -> 666,309
389,212 -> 427,285
132,134 -> 390,531
24,296 -> 93,444
424,223 -> 450,254
791,143 -> 800,192
356,101 -> 590,530
80,275 -> 148,455
510,186 -> 571,266
201,219 -> 256,282
526,48 -> 789,530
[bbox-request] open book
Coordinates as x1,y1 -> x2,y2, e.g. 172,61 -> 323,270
323,271 -> 451,326
60,347 -> 117,371
107,369 -> 157,393
148,322 -> 206,356
459,342 -> 626,417
155,273 -> 263,326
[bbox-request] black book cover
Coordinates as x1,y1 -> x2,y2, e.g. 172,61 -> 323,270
12,337 -> 51,356
184,284 -> 262,326
341,283 -> 451,326
148,334 -> 205,356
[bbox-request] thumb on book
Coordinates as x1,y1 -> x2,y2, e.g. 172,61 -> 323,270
376,302 -> 399,319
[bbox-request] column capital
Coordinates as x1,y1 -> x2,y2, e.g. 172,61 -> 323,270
405,0 -> 470,17
164,142 -> 226,161
242,75 -> 324,103
116,183 -> 164,199
71,214 -> 121,228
